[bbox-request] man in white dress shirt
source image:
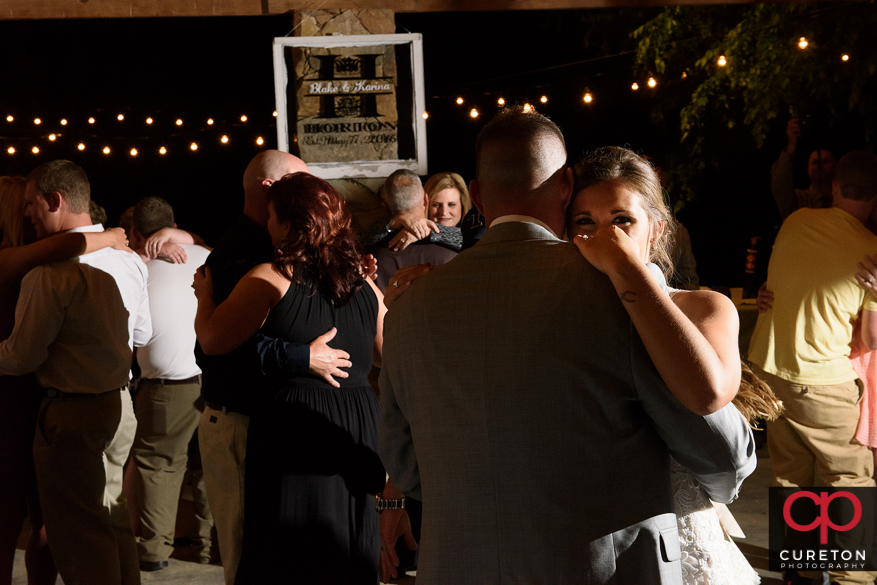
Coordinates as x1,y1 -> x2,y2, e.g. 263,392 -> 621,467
0,160 -> 150,585
128,196 -> 212,571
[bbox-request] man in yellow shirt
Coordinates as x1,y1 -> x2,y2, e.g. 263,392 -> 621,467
749,151 -> 877,585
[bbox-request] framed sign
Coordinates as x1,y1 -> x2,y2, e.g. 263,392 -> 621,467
273,33 -> 427,179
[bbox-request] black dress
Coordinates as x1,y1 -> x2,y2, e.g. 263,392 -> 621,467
235,281 -> 385,584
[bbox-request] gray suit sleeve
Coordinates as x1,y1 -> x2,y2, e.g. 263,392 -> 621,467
631,330 -> 757,504
378,340 -> 423,500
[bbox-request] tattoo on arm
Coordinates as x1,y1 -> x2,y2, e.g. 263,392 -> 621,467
620,290 -> 637,303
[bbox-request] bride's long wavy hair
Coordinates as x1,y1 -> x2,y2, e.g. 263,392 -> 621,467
268,172 -> 364,307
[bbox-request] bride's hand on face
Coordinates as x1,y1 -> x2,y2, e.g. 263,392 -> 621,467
573,225 -> 643,275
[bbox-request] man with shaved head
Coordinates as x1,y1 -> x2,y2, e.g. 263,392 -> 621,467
378,107 -> 755,583
197,150 -> 349,584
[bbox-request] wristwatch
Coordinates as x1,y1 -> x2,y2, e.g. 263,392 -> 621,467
375,492 -> 406,512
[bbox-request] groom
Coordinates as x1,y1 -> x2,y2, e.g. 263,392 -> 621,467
378,107 -> 757,584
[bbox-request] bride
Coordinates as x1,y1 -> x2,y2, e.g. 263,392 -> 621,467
570,146 -> 762,585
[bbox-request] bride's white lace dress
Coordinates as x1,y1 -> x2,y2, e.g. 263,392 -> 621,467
671,458 -> 760,585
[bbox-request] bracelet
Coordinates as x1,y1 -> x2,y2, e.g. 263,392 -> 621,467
375,492 -> 405,512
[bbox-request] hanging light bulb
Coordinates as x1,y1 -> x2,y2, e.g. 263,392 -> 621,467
583,92 -> 593,103
77,143 -> 86,151
497,97 -> 505,106
221,135 -> 229,144
470,108 -> 479,118
798,37 -> 808,49
648,77 -> 657,88
34,118 -> 41,125
159,146 -> 167,155
117,114 -> 125,121
273,111 -> 278,117
540,96 -> 548,104
103,146 -> 111,154
48,134 -> 57,141
240,115 -> 248,122
522,103 -> 533,113
146,117 -> 154,124
256,137 -> 265,146
456,97 -> 464,105
842,54 -> 850,61
631,83 -> 639,91
7,146 -> 14,154
130,148 -> 138,156
6,115 -> 12,122
190,142 -> 198,151
32,146 -> 39,154
422,112 -> 429,119
88,117 -> 96,124
60,119 -> 68,125
176,119 -> 183,126
207,118 -> 214,125
717,55 -> 727,66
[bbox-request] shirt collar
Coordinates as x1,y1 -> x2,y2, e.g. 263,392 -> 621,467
489,215 -> 558,238
67,223 -> 104,234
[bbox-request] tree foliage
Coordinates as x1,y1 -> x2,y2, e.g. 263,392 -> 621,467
632,2 -> 877,207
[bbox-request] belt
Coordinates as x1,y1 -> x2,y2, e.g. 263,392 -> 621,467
142,375 -> 201,386
44,385 -> 126,399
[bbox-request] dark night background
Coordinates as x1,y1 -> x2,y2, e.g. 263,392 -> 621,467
0,10 -> 820,287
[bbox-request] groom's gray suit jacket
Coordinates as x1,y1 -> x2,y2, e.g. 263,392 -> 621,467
379,221 -> 756,584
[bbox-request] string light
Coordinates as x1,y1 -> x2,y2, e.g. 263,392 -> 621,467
77,143 -> 85,151
240,115 -> 248,122
470,108 -> 479,118
103,146 -> 111,154
130,148 -> 138,156
190,142 -> 198,151
6,115 -> 12,122
497,97 -> 505,106
31,146 -> 39,154
456,97 -> 464,105
88,117 -> 95,124
272,111 -> 278,117
422,112 -> 429,119
798,37 -> 808,49
717,55 -> 727,66
207,119 -> 214,125
7,147 -> 15,154
842,54 -> 850,61
522,103 -> 533,113
34,118 -> 41,125
48,134 -> 57,141
540,96 -> 548,104
176,119 -> 183,126
117,114 -> 125,121
648,77 -> 657,88
632,83 -> 639,90
146,117 -> 153,124
583,92 -> 593,103
159,146 -> 167,155
60,119 -> 67,125
256,137 -> 265,146
221,135 -> 229,144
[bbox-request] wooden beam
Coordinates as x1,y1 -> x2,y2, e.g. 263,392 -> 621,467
0,0 -> 818,20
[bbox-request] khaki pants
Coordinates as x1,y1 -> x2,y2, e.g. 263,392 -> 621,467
34,388 -> 140,585
199,405 -> 248,585
131,377 -> 204,562
756,366 -> 876,585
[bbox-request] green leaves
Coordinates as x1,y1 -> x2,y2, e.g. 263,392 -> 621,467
632,2 -> 877,206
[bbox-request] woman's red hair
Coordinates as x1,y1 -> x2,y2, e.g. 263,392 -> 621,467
267,172 -> 364,306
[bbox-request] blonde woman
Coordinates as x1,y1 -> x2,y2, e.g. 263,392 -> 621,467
424,172 -> 472,227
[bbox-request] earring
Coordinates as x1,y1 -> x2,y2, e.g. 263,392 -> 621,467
277,237 -> 289,256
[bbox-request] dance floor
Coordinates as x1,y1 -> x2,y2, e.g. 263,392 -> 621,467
12,446 -> 778,585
